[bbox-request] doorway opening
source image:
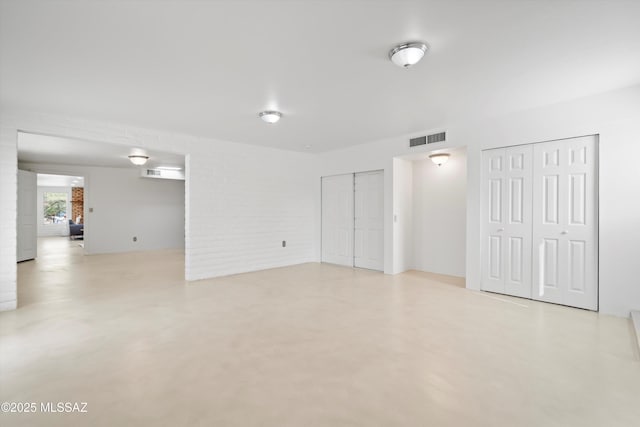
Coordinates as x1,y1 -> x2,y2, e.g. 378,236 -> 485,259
392,147 -> 468,279
16,131 -> 186,308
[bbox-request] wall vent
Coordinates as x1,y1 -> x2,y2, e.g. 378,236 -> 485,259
141,168 -> 185,181
427,131 -> 446,144
409,136 -> 426,147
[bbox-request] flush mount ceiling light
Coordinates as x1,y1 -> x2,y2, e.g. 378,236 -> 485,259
429,153 -> 450,166
389,42 -> 429,68
128,154 -> 149,166
259,110 -> 282,124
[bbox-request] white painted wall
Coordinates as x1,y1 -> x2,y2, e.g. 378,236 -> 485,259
0,112 -> 318,312
461,88 -> 640,318
319,84 -> 640,317
37,185 -> 72,237
392,158 -> 413,273
411,150 -> 467,278
89,166 -> 184,254
2,84 -> 640,316
186,148 -> 317,279
22,163 -> 186,253
0,128 -> 17,310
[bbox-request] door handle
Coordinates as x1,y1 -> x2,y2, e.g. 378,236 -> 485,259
497,228 -> 504,232
561,230 -> 568,235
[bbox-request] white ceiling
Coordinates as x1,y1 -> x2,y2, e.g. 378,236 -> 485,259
2,1 -> 639,153
18,132 -> 185,169
37,173 -> 84,188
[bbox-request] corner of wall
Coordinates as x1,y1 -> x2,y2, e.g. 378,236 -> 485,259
0,126 -> 17,311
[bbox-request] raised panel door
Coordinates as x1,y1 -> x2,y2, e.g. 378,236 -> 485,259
321,174 -> 354,267
532,136 -> 598,310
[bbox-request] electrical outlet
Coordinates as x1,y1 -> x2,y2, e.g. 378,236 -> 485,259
282,240 -> 286,247
133,236 -> 137,242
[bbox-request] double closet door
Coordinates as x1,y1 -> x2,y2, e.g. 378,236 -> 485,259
321,170 -> 384,271
481,135 -> 598,310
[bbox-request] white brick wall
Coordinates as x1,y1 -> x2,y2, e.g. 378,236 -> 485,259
0,127 -> 17,311
0,112 -> 318,310
186,149 -> 316,280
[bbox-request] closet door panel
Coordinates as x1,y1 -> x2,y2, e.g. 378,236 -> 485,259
321,174 -> 354,267
532,136 -> 598,310
354,170 -> 384,271
481,149 -> 507,293
481,145 -> 533,298
503,145 -> 533,298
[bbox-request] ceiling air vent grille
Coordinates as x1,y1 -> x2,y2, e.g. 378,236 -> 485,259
409,136 -> 426,147
140,168 -> 185,181
427,132 -> 446,144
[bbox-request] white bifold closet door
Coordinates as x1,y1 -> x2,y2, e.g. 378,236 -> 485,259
532,136 -> 598,310
481,145 -> 533,298
321,174 -> 354,267
321,170 -> 384,271
354,171 -> 384,271
481,135 -> 598,310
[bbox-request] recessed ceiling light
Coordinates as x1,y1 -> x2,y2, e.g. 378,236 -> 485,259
259,110 -> 282,124
389,42 -> 429,68
304,145 -> 312,149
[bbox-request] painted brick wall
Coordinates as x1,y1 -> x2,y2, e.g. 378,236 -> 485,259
186,148 -> 316,280
0,112 -> 318,310
0,127 -> 17,310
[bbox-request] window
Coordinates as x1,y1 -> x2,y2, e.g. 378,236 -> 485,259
43,192 -> 68,224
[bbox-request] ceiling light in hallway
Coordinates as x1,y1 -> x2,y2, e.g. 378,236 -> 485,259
429,153 -> 450,166
128,154 -> 149,166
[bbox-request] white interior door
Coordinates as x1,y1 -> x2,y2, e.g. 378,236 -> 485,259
354,170 -> 384,271
17,169 -> 37,262
321,174 -> 354,267
481,146 -> 533,298
532,136 -> 598,310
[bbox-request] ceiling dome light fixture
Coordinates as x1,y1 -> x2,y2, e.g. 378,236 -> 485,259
429,153 -> 450,166
259,110 -> 282,124
128,154 -> 149,166
389,42 -> 429,68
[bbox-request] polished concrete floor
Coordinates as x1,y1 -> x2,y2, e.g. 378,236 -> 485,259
1,237 -> 639,426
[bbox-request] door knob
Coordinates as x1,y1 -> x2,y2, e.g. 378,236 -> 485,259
561,230 -> 568,235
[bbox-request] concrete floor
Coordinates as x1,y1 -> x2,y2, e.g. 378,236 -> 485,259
1,237 -> 639,426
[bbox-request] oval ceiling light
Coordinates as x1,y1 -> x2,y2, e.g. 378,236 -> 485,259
128,154 -> 149,166
259,110 -> 282,124
429,153 -> 450,166
389,42 -> 429,68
